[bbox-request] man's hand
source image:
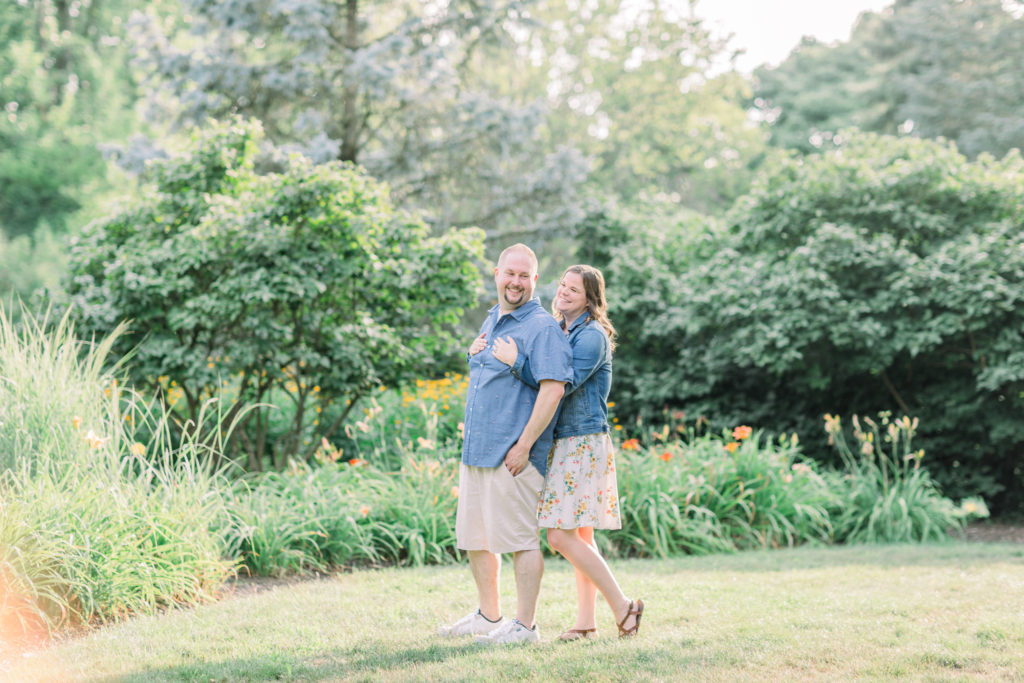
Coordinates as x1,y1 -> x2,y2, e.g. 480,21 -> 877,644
503,379 -> 565,476
468,332 -> 487,356
504,440 -> 531,476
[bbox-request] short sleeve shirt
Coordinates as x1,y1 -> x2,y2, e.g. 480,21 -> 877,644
461,297 -> 573,476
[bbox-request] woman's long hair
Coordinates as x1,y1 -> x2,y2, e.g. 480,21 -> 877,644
553,264 -> 617,352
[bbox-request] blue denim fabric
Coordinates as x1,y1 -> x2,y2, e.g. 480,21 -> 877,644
511,312 -> 612,439
461,297 -> 573,476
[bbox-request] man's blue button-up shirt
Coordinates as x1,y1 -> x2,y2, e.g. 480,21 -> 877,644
461,297 -> 573,476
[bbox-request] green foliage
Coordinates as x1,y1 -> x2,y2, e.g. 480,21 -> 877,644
824,412 -> 987,543
222,448 -> 461,576
599,131 -> 1024,511
0,310 -> 233,640
131,0 -> 587,243
0,0 -> 152,237
61,118 -> 485,470
517,1 -> 772,214
610,425 -> 835,558
754,0 -> 1024,160
0,228 -> 67,326
217,396 -> 977,577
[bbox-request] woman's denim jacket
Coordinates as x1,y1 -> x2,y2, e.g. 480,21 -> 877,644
510,312 -> 612,439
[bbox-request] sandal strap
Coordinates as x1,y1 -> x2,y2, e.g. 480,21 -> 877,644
617,599 -> 645,636
558,627 -> 598,641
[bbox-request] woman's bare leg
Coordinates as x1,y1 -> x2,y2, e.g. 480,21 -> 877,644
548,527 -> 636,630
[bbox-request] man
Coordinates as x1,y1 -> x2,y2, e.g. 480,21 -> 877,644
438,243 -> 572,645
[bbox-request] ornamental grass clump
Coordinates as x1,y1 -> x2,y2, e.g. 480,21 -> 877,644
221,440 -> 462,576
822,412 -> 988,543
0,310 -> 234,646
610,425 -> 835,557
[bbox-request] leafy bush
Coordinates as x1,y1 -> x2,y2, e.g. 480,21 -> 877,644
596,132 -> 1024,512
60,118 -> 485,471
823,412 -> 988,543
0,311 -> 234,642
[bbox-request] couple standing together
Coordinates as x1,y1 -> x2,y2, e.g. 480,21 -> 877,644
439,243 -> 643,645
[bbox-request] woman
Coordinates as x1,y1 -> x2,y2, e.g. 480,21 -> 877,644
478,264 -> 643,640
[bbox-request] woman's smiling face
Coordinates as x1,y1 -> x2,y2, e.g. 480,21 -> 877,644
555,271 -> 587,321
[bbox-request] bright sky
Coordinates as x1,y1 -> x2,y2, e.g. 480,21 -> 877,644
694,0 -> 895,72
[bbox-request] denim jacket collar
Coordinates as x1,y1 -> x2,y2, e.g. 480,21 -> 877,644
562,310 -> 592,334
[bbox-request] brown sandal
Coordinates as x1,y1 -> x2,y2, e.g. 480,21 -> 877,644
617,599 -> 644,637
557,627 -> 598,642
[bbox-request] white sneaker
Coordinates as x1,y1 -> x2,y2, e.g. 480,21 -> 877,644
474,618 -> 540,645
438,610 -> 505,638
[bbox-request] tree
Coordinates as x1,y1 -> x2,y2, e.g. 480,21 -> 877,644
751,33 -> 889,154
0,0 -> 157,237
61,119 -> 485,470
512,0 -> 771,215
128,0 -> 588,243
602,131 -> 1024,511
753,0 -> 1024,160
882,0 -> 1024,159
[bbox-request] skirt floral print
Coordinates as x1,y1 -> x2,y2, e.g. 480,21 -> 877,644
537,432 -> 621,530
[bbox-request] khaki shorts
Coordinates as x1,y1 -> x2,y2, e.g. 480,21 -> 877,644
455,462 -> 545,554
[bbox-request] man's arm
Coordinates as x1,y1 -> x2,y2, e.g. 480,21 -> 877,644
503,379 -> 565,476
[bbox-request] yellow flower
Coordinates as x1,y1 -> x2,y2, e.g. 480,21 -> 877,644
614,425 -> 623,431
607,401 -> 615,408
724,442 -> 739,453
129,442 -> 146,457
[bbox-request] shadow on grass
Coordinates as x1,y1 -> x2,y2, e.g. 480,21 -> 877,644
619,540 -> 1024,574
108,638 -> 701,682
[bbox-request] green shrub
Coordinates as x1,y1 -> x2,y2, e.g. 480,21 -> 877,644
595,132 -> 1024,512
60,118 -> 485,471
0,310 -> 234,639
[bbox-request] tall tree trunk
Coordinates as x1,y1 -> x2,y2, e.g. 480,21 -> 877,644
339,0 -> 361,162
53,0 -> 73,105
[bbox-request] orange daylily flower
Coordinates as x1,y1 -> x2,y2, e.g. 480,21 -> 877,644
621,438 -> 640,450
659,451 -> 672,462
724,442 -> 739,453
732,425 -> 753,441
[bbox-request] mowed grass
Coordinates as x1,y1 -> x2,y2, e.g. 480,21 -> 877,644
5,542 -> 1024,682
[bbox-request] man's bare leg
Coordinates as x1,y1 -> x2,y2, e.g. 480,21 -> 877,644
468,550 -> 502,621
512,548 -> 544,626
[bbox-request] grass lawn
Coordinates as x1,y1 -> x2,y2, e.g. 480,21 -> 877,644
5,542 -> 1024,682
